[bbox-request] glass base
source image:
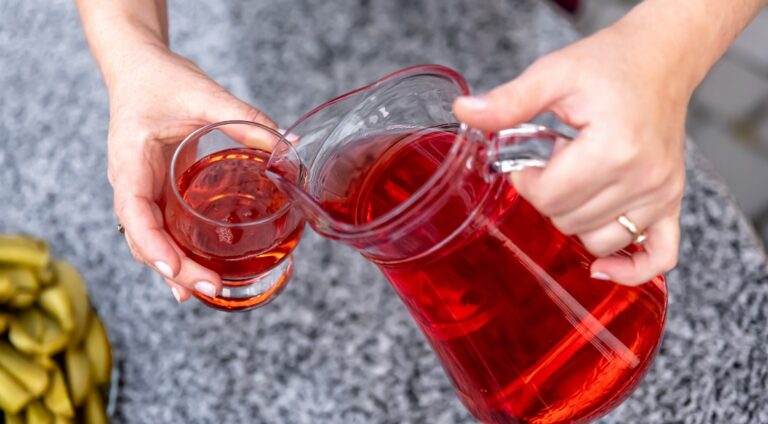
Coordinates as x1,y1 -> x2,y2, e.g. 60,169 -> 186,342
193,255 -> 294,312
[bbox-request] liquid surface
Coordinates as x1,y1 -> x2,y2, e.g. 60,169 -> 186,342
319,128 -> 667,423
166,148 -> 301,310
179,149 -> 289,225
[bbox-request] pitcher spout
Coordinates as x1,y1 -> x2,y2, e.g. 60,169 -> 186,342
265,65 -> 472,244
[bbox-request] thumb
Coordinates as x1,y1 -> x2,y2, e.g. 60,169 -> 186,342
200,91 -> 281,150
453,59 -> 566,132
201,90 -> 277,128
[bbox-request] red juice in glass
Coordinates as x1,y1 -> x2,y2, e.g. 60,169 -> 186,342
164,121 -> 303,311
173,148 -> 301,279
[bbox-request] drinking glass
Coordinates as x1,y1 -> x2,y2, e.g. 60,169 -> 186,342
163,121 -> 304,311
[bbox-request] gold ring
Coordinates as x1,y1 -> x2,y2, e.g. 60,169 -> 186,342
117,223 -> 125,234
617,215 -> 646,244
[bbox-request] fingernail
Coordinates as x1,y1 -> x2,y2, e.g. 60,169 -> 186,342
154,261 -> 173,278
194,281 -> 217,297
458,96 -> 488,110
509,171 -> 521,188
591,272 -> 612,281
171,287 -> 182,304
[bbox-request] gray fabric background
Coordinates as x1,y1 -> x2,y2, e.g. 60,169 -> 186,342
1,1 -> 767,423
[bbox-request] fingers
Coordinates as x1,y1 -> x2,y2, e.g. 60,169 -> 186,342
116,191 -> 222,303
201,90 -> 277,128
166,240 -> 222,298
508,137 -> 614,218
453,58 -> 567,132
194,90 -> 285,150
121,214 -> 222,302
168,257 -> 221,299
590,213 -> 681,286
116,194 -> 181,279
219,121 -> 284,151
123,230 -> 189,303
549,181 -> 677,237
164,279 -> 192,304
577,208 -> 655,257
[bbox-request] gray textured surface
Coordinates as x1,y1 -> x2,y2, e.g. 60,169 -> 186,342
1,1 -> 767,423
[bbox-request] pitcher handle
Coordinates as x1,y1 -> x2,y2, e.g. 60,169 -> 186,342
463,122 -> 643,369
485,124 -> 573,173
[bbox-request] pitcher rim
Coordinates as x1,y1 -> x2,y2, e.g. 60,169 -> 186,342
284,64 -> 474,239
287,64 -> 471,136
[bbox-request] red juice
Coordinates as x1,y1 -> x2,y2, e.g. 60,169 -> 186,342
319,127 -> 666,423
165,148 -> 302,310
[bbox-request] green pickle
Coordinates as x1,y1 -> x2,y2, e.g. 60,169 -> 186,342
44,365 -> 75,418
84,390 -> 108,424
26,400 -> 54,424
0,235 -> 111,422
9,308 -> 69,356
53,416 -> 74,424
0,341 -> 50,397
5,413 -> 25,424
0,274 -> 16,303
0,364 -> 33,414
38,285 -> 76,332
53,260 -> 89,345
36,264 -> 55,286
4,268 -> 40,309
84,315 -> 112,385
64,346 -> 92,407
35,354 -> 56,370
0,235 -> 50,268
4,412 -> 25,424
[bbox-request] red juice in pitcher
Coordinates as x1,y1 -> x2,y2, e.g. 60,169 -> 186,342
318,126 -> 667,423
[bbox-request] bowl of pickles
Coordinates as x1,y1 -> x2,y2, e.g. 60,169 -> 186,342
0,235 -> 113,424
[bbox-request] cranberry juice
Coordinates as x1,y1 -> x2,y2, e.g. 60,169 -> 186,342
319,128 -> 666,423
166,148 -> 302,309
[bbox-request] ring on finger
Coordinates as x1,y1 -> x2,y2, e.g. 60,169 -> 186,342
617,215 -> 647,245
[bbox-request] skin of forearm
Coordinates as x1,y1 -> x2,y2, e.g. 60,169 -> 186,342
611,0 -> 767,97
75,0 -> 169,89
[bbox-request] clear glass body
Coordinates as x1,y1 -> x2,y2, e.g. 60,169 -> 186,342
267,65 -> 668,423
164,121 -> 304,311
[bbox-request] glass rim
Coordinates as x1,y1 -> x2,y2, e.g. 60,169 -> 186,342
169,120 -> 303,228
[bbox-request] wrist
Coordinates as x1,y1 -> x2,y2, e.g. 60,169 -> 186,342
99,38 -> 171,92
610,0 -> 766,97
77,0 -> 170,91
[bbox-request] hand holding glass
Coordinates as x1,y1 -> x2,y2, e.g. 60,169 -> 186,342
163,121 -> 303,311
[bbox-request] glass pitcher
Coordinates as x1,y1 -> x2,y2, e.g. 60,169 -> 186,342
265,64 -> 667,423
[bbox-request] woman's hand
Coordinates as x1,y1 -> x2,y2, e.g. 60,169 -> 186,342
107,45 -> 276,302
455,25 -> 688,286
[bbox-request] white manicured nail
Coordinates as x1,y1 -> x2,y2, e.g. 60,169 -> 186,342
171,287 -> 182,303
591,272 -> 612,281
195,281 -> 217,297
154,261 -> 173,278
